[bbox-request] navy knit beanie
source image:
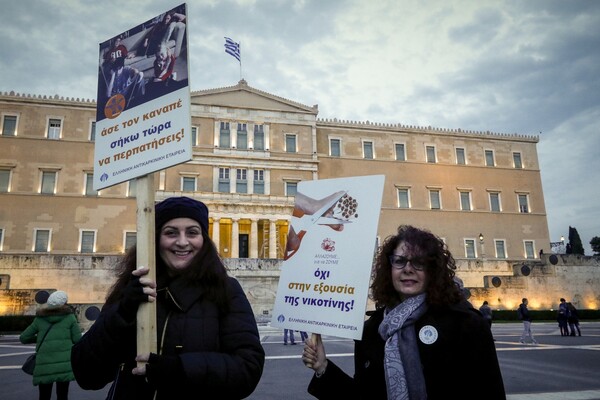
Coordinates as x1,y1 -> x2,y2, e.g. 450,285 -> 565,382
155,196 -> 209,233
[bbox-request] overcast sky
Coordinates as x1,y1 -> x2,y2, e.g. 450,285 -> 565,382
1,0 -> 598,254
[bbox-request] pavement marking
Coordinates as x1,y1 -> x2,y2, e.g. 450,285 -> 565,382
507,390 -> 600,400
0,351 -> 34,357
266,353 -> 353,360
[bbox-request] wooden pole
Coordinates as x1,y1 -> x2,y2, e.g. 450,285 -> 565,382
136,174 -> 157,364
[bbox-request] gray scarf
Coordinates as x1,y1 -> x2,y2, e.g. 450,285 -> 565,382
378,293 -> 428,400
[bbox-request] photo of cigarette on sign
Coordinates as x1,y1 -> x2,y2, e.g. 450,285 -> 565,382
272,175 -> 385,340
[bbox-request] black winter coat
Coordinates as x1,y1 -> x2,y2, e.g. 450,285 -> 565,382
71,276 -> 265,399
308,300 -> 505,400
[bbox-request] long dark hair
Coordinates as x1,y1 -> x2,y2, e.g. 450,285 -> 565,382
105,230 -> 230,312
370,225 -> 462,308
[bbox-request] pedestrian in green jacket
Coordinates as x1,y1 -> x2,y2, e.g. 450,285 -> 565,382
20,290 -> 82,400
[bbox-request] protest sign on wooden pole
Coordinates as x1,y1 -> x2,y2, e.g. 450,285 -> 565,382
136,174 -> 157,363
93,4 -> 192,365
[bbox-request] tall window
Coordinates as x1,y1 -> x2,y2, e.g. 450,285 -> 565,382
524,241 -> 535,259
218,168 -> 230,193
236,168 -> 247,193
0,228 -> 4,251
518,194 -> 529,213
80,230 -> 96,253
465,239 -> 476,258
253,124 -> 264,150
219,122 -> 230,148
495,240 -> 507,259
40,171 -> 57,195
191,126 -> 198,146
85,173 -> 97,196
237,123 -> 247,149
285,134 -> 297,153
124,232 -> 137,251
34,229 -> 51,252
286,181 -> 297,196
429,190 -> 441,210
253,169 -> 264,194
426,146 -> 436,163
455,147 -> 466,165
397,188 -> 410,209
363,141 -> 374,159
460,191 -> 471,211
330,138 -> 341,157
47,118 -> 62,139
513,152 -> 523,169
485,150 -> 495,166
489,192 -> 501,212
89,121 -> 96,142
2,114 -> 17,136
395,143 -> 406,161
182,176 -> 196,192
127,179 -> 137,198
0,169 -> 10,193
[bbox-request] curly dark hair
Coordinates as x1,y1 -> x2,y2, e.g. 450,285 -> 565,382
370,225 -> 462,308
105,229 -> 230,313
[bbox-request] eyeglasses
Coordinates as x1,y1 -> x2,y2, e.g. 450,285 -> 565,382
388,255 -> 427,271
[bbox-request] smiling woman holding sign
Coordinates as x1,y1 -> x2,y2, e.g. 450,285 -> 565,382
302,225 -> 505,400
71,196 -> 264,399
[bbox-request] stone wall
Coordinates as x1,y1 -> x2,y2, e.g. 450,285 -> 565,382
1,253 -> 599,330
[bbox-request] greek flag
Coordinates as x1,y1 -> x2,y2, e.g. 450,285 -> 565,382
224,37 -> 241,62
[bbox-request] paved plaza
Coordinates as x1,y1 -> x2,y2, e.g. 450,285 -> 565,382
1,321 -> 600,399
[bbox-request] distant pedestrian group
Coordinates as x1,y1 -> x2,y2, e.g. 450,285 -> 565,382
557,298 -> 581,337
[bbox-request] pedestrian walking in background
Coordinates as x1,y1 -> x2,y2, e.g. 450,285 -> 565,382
557,298 -> 570,336
302,225 -> 505,399
479,300 -> 493,328
20,290 -> 82,400
567,302 -> 582,336
284,329 -> 296,345
518,298 -> 537,344
71,196 -> 265,399
299,331 -> 309,343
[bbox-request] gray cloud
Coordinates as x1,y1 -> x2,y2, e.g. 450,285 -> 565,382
1,0 -> 598,253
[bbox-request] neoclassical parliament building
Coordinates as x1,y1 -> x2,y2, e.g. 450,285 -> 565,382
1,80 -> 564,318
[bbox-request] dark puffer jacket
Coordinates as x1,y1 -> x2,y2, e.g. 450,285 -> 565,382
308,300 -> 506,400
20,305 -> 82,386
71,276 -> 265,399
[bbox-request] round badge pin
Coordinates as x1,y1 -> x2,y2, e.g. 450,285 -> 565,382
419,325 -> 438,345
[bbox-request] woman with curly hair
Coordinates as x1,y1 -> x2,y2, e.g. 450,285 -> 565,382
302,225 -> 505,399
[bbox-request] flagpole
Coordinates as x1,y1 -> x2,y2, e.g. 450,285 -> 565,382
239,41 -> 242,80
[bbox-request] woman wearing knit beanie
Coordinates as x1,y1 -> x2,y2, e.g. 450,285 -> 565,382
72,196 -> 265,399
20,290 -> 82,400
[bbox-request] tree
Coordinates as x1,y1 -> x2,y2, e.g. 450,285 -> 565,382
568,226 -> 585,255
591,236 -> 600,256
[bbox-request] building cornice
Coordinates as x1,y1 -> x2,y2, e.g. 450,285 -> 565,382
0,91 -> 95,107
191,79 -> 318,115
316,117 -> 539,142
0,89 -> 537,142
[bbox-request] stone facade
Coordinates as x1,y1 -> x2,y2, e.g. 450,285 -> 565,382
1,253 -> 598,330
1,80 -> 582,327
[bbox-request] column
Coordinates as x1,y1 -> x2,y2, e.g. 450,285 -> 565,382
212,218 -> 220,252
231,218 -> 239,258
250,218 -> 258,259
213,121 -> 220,147
269,220 -> 277,259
